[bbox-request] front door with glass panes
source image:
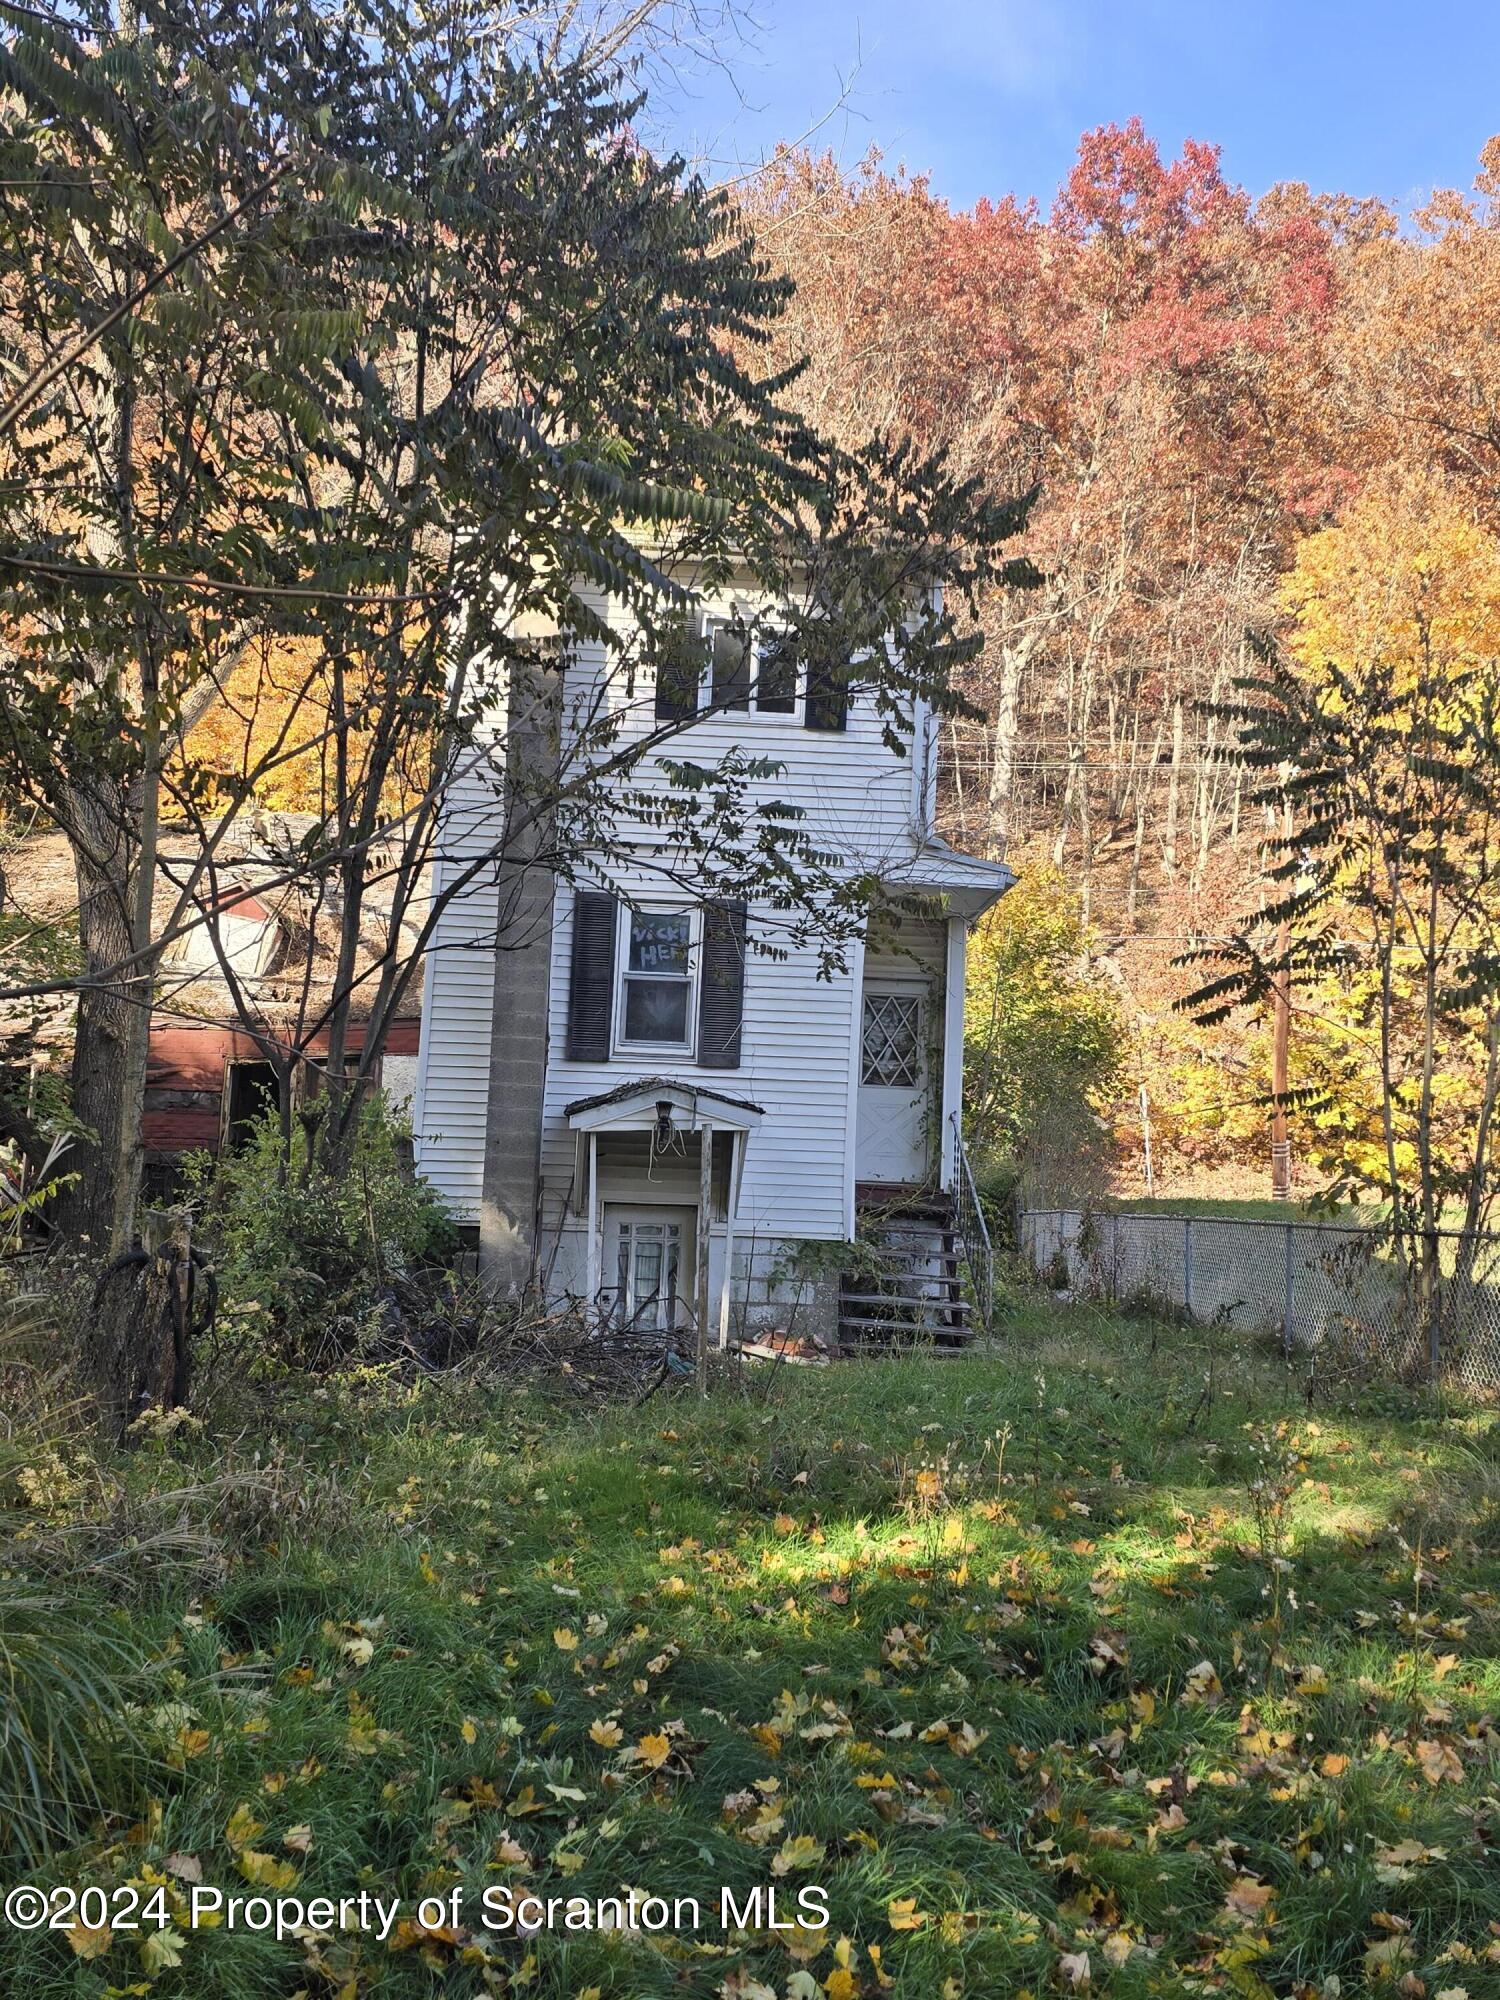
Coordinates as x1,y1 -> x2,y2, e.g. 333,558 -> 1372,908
855,983 -> 931,1184
604,1206 -> 694,1331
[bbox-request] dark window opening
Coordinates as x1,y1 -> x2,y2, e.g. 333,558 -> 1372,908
224,1061 -> 279,1152
142,1156 -> 186,1205
804,655 -> 849,732
653,618 -> 707,722
755,632 -> 797,713
710,620 -> 751,710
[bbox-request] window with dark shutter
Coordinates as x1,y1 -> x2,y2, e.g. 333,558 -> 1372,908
697,900 -> 747,1069
565,890 -> 617,1059
619,909 -> 694,1049
803,658 -> 848,733
653,618 -> 705,723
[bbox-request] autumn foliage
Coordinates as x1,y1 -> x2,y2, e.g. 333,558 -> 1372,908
748,121 -> 1500,1200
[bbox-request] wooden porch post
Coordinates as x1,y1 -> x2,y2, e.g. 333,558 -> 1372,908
696,1122 -> 713,1393
940,915 -> 966,1190
717,1129 -> 739,1351
585,1131 -> 600,1312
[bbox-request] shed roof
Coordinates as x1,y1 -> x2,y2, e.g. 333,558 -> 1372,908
0,813 -> 424,1045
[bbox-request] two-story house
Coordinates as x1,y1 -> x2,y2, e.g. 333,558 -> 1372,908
411,576 -> 1011,1349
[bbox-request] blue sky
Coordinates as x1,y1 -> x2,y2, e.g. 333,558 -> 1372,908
650,1 -> 1500,213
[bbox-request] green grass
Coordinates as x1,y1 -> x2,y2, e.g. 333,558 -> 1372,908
5,1299 -> 1500,1998
1098,1196 -> 1336,1221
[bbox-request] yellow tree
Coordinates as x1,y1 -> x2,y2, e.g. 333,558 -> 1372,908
1283,476 -> 1500,697
181,637 -> 426,817
1188,475 -> 1500,1368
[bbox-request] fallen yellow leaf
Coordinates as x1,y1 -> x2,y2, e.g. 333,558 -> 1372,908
66,1922 -> 112,1961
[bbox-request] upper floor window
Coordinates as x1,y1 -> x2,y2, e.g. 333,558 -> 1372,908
616,907 -> 697,1051
655,613 -> 838,727
707,619 -> 798,716
754,631 -> 798,713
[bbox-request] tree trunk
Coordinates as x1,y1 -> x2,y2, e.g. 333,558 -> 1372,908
53,223 -> 148,1256
52,783 -> 135,1249
110,687 -> 162,1254
1162,692 -> 1185,878
1126,795 -> 1147,925
986,624 -> 1041,860
1126,716 -> 1164,925
1074,651 -> 1094,926
1270,919 -> 1291,1200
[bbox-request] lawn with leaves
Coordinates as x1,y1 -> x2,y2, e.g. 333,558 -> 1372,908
5,1300 -> 1500,1999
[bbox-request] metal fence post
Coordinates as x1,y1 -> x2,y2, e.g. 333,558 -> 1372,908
1282,1222 -> 1295,1359
1112,1211 -> 1121,1302
1429,1278 -> 1441,1383
1183,1216 -> 1193,1318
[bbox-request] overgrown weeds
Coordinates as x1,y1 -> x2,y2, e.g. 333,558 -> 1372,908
179,1098 -> 457,1372
4,1297 -> 1500,1997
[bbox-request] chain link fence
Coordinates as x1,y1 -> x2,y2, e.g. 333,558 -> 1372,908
1018,1206 -> 1500,1388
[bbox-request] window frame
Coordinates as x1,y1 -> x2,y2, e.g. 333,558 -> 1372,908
611,1210 -> 686,1331
700,613 -> 803,720
859,989 -> 925,1089
612,902 -> 700,1057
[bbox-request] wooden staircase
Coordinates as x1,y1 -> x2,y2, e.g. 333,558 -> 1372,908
839,1185 -> 975,1350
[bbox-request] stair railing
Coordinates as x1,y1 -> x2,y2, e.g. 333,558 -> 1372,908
949,1113 -> 994,1336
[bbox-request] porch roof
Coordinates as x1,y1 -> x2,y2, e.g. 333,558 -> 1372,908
564,1076 -> 764,1133
880,837 -> 1015,918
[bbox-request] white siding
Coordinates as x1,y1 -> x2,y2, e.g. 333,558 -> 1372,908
539,578 -> 930,886
864,911 -> 946,984
537,876 -> 858,1243
415,581 -> 992,1231
574,700 -> 926,890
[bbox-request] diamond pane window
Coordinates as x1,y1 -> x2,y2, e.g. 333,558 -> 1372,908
861,994 -> 921,1087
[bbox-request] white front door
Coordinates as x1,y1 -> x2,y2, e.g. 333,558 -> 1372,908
856,985 -> 931,1184
603,1205 -> 695,1331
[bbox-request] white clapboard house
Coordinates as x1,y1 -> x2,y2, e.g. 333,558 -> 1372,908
412,580 -> 1012,1348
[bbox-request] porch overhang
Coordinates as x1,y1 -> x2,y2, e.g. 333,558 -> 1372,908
565,1079 -> 763,1360
564,1077 -> 764,1135
881,839 -> 1015,921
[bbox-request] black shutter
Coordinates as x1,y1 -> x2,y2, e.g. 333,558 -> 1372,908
697,900 -> 747,1069
654,620 -> 704,723
803,659 -> 848,733
565,890 -> 617,1060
